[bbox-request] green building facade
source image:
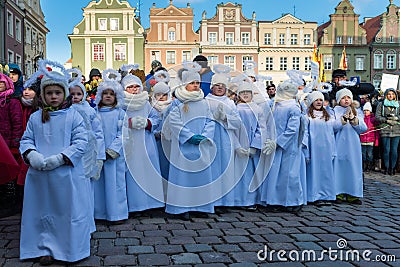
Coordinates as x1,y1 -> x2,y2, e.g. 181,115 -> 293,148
68,0 -> 145,78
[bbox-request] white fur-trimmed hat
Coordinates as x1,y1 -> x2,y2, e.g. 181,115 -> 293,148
95,69 -> 124,107
153,82 -> 170,95
336,88 -> 353,103
363,102 -> 372,111
274,80 -> 298,103
121,74 -> 143,92
237,81 -> 254,95
211,64 -> 231,87
307,91 -> 324,107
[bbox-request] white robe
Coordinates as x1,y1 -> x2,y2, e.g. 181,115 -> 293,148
19,108 -> 91,262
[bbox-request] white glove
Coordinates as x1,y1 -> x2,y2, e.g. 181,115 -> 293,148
92,160 -> 103,180
249,147 -> 258,158
129,116 -> 148,129
42,154 -> 65,171
262,139 -> 276,155
235,147 -> 250,157
215,104 -> 227,121
27,150 -> 46,170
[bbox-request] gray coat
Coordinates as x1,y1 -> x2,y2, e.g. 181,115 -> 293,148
375,101 -> 400,138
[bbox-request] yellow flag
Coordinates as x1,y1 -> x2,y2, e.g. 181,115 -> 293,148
312,43 -> 318,62
319,54 -> 326,82
339,46 -> 348,70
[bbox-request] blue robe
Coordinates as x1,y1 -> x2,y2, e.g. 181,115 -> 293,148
225,102 -> 264,206
205,94 -> 242,206
333,106 -> 367,197
94,107 -> 128,221
123,101 -> 165,212
306,110 -> 338,202
164,99 -> 216,214
19,108 -> 91,262
261,99 -> 305,206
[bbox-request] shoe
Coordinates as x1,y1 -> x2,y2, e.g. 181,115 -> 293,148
348,199 -> 362,205
39,256 -> 54,266
388,168 -> 393,175
190,211 -> 209,218
264,205 -> 283,212
178,212 -> 191,221
391,168 -> 395,176
245,205 -> 257,211
110,219 -> 126,225
335,194 -> 346,204
382,168 -> 388,175
313,200 -> 331,207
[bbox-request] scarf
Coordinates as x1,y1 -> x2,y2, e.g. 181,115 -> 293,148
174,86 -> 204,112
21,97 -> 33,107
124,91 -> 148,111
384,99 -> 400,108
152,99 -> 172,112
0,89 -> 14,107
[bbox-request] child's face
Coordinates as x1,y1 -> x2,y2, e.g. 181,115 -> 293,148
125,84 -> 141,95
9,73 -> 19,83
239,91 -> 252,103
69,86 -> 84,104
312,99 -> 323,110
23,88 -> 36,100
364,110 -> 371,116
154,93 -> 168,101
101,89 -> 116,106
186,81 -> 200,92
339,96 -> 352,107
211,83 -> 227,97
0,81 -> 6,92
386,91 -> 396,101
44,85 -> 65,108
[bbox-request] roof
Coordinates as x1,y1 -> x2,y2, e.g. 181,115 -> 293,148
362,15 -> 381,44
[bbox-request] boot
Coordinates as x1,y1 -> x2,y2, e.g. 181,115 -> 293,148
388,168 -> 393,175
391,168 -> 395,176
374,159 -> 381,172
368,161 -> 374,172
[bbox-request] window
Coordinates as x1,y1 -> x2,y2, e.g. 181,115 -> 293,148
336,36 -> 342,44
7,11 -> 13,37
110,18 -> 119,31
264,33 -> 271,45
242,32 -> 250,45
265,57 -> 273,70
168,30 -> 176,41
151,51 -> 161,62
15,18 -> 21,42
93,43 -> 105,61
8,50 -> 14,64
303,34 -> 311,45
166,51 -> 176,64
390,36 -> 394,43
279,33 -> 285,45
280,57 -> 287,70
209,32 -> 217,45
387,51 -> 396,69
16,54 -> 21,68
98,18 -> 107,31
226,33 -> 234,45
38,36 -> 44,52
224,55 -> 235,69
182,51 -> 191,62
324,55 -> 333,70
347,36 -> 353,44
291,34 -> 298,45
26,26 -> 31,44
374,52 -> 383,69
114,43 -> 126,61
207,56 -> 218,65
32,30 -> 37,45
242,56 -> 253,71
355,56 -> 365,71
292,57 -> 300,70
304,57 -> 311,71
373,79 -> 381,90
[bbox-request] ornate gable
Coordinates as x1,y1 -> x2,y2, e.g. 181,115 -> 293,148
334,0 -> 355,15
153,5 -> 188,16
86,0 -> 132,10
273,14 -> 304,25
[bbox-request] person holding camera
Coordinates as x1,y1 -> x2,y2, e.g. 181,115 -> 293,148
375,88 -> 400,175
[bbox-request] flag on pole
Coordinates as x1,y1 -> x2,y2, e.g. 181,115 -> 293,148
312,43 -> 318,63
339,46 -> 348,70
319,53 -> 326,82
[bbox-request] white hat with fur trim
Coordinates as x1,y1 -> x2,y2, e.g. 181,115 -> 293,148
181,61 -> 201,84
95,69 -> 124,107
211,64 -> 231,87
336,88 -> 353,104
121,74 -> 143,92
307,91 -> 324,108
363,102 -> 372,111
237,81 -> 254,95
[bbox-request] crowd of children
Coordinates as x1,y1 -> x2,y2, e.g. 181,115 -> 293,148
0,58 -> 396,265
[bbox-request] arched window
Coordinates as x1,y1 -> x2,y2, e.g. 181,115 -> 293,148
373,50 -> 383,69
386,49 -> 396,70
168,27 -> 175,41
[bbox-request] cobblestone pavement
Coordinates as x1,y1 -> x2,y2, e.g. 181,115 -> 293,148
1,172 -> 400,267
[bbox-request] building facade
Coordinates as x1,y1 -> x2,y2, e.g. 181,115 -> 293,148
23,0 -> 49,77
199,2 -> 258,73
3,0 -> 24,70
366,0 -> 400,90
318,0 -> 370,82
258,14 -> 317,85
144,0 -> 199,74
68,0 -> 145,78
